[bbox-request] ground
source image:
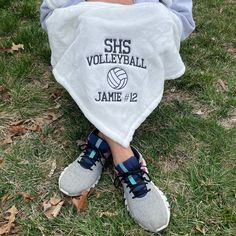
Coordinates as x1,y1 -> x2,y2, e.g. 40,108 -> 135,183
0,0 -> 236,235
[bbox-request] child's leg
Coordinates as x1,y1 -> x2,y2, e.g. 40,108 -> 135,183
98,132 -> 134,165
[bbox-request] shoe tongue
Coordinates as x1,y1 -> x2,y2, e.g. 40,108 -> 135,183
115,156 -> 148,198
88,133 -> 109,153
115,156 -> 139,173
79,132 -> 110,170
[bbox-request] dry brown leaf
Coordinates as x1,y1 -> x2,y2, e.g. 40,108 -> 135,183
55,104 -> 61,109
22,119 -> 42,133
7,225 -> 20,235
195,225 -> 206,235
0,86 -> 6,93
8,125 -> 27,136
47,160 -> 57,178
76,140 -> 86,147
95,191 -> 101,199
217,79 -> 228,92
2,136 -> 13,145
40,135 -> 46,144
50,92 -> 61,102
19,192 -> 33,202
0,47 -> 11,53
42,200 -> 52,212
27,124 -> 41,133
0,205 -> 18,235
19,160 -> 29,165
9,120 -> 24,126
193,109 -> 205,116
5,206 -> 18,221
0,158 -> 5,168
42,83 -> 49,89
224,43 -> 236,57
50,201 -> 64,218
71,191 -> 89,212
0,43 -> 24,54
45,112 -> 62,122
50,197 -> 61,206
99,211 -> 118,217
1,194 -> 12,204
11,43 -> 24,52
43,199 -> 64,219
0,224 -> 11,235
6,112 -> 62,138
0,92 -> 11,103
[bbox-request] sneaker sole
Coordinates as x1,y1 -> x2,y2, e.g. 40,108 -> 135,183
124,185 -> 170,233
58,165 -> 102,197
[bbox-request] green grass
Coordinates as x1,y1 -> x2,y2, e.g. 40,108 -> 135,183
0,1 -> 236,235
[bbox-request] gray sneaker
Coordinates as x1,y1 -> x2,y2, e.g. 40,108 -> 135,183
114,147 -> 170,233
59,130 -> 110,196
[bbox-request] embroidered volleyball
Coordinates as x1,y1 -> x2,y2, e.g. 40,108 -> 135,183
107,67 -> 128,90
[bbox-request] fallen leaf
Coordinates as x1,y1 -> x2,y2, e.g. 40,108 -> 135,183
0,85 -> 11,102
0,158 -> 5,168
8,125 -> 27,136
50,92 -> 61,102
6,112 -> 62,139
95,191 -> 101,199
0,91 -> 11,103
7,225 -> 20,235
42,200 -> 52,212
11,43 -> 24,52
71,191 -> 89,212
9,120 -> 24,126
45,112 -> 62,122
193,109 -> 205,116
217,79 -> 228,92
0,43 -> 24,54
0,47 -> 11,53
47,160 -> 57,178
1,194 -> 12,205
99,211 -> 118,217
224,43 -> 236,58
22,119 -> 42,133
55,103 -> 61,109
76,140 -> 86,147
43,198 -> 64,219
40,135 -> 46,144
19,192 -> 33,202
2,136 -> 13,145
219,109 -> 236,129
19,160 -> 29,165
0,205 -> 18,235
50,201 -> 64,218
5,206 -> 18,220
50,196 -> 61,206
42,83 -> 49,89
0,86 -> 6,93
195,225 -> 206,235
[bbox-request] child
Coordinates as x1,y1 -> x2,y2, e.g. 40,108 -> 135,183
40,0 -> 195,233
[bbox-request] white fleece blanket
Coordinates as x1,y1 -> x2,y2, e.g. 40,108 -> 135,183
46,2 -> 185,147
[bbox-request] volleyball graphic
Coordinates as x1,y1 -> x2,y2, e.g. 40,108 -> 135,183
107,67 -> 128,90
